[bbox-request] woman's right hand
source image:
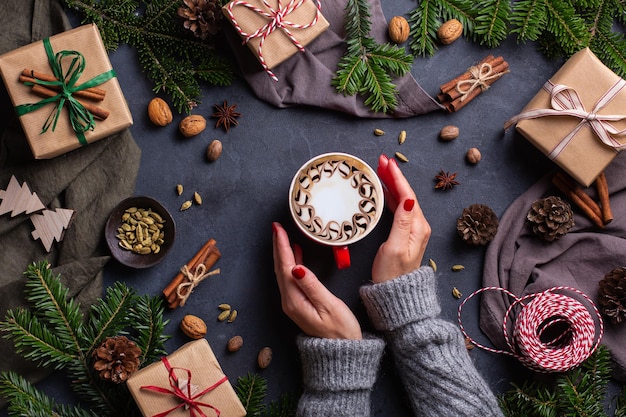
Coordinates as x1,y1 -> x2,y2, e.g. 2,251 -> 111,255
371,155 -> 431,283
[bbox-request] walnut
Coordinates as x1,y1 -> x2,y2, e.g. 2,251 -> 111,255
437,19 -> 463,45
179,115 -> 206,137
388,16 -> 410,44
147,97 -> 173,126
180,314 -> 207,339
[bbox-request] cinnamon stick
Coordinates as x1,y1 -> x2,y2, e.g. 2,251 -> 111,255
30,84 -> 109,120
552,173 -> 604,229
19,75 -> 105,102
22,69 -> 106,99
163,238 -> 221,309
438,55 -> 496,95
596,172 -> 613,225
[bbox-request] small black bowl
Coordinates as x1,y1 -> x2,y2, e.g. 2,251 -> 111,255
105,196 -> 175,269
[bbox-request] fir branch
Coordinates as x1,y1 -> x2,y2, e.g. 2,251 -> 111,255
332,0 -> 412,113
24,261 -> 84,357
128,294 -> 170,366
236,372 -> 269,417
264,392 -> 298,417
83,281 -> 136,353
63,0 -> 234,113
408,0 -> 441,57
471,0 -> 511,47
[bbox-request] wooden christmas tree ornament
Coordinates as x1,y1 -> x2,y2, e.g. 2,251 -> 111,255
0,175 -> 45,217
30,208 -> 75,252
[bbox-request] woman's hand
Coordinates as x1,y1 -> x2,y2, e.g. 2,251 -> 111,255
372,155 -> 431,283
272,222 -> 362,340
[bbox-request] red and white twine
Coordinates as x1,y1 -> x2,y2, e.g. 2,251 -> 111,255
224,0 -> 322,81
458,286 -> 604,373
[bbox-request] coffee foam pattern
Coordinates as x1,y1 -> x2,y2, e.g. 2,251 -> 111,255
291,156 -> 380,244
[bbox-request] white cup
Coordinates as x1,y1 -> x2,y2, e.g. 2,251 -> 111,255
288,152 -> 384,269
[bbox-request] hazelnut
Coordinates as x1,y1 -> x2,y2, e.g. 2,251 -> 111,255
466,147 -> 482,164
257,346 -> 273,369
179,115 -> 206,137
388,16 -> 410,44
227,335 -> 243,352
180,315 -> 207,339
147,97 -> 173,126
437,18 -> 463,45
439,125 -> 459,141
206,139 -> 222,162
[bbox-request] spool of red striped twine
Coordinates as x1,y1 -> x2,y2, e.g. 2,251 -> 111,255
458,286 -> 604,373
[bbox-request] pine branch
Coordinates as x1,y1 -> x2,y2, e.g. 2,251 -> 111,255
332,0 -> 413,114
63,0 -> 234,113
408,0 -> 440,57
471,0 -> 511,47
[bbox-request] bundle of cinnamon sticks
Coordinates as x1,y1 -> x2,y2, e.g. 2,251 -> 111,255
551,171 -> 612,229
162,238 -> 221,309
437,55 -> 510,112
19,68 -> 109,120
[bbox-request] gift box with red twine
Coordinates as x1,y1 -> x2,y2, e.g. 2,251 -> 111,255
127,339 -> 246,417
222,0 -> 329,81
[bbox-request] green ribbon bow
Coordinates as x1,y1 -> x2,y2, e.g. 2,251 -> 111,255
15,37 -> 116,146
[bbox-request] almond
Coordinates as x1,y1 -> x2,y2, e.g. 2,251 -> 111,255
437,19 -> 463,45
179,114 -> 206,137
388,16 -> 410,44
180,314 -> 207,339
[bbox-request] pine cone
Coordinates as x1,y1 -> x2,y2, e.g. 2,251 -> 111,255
527,196 -> 574,241
178,0 -> 223,39
93,336 -> 142,383
598,267 -> 626,325
456,204 -> 499,246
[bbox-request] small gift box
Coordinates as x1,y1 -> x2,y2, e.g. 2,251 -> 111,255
127,339 -> 246,417
0,24 -> 133,159
505,48 -> 626,187
222,0 -> 329,80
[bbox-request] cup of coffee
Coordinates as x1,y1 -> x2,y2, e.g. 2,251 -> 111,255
288,152 -> 385,269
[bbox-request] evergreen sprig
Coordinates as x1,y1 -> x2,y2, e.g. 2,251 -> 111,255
332,0 -> 413,114
235,372 -> 298,417
407,0 -> 626,78
63,0 -> 234,113
499,345 -> 626,417
0,261 -> 170,417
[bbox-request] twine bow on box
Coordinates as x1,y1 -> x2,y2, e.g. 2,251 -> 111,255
504,79 -> 626,161
458,286 -> 604,373
15,37 -> 116,145
141,357 -> 228,417
224,0 -> 322,81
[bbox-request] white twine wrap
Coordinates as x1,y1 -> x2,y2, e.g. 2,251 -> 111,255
458,286 -> 604,373
455,62 -> 509,102
224,0 -> 322,81
504,79 -> 626,160
176,263 -> 220,307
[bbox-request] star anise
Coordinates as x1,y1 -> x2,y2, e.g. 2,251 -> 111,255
434,169 -> 459,190
211,100 -> 241,132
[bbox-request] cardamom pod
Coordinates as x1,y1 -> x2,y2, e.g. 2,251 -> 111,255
180,200 -> 192,211
217,310 -> 231,322
451,264 -> 465,272
428,258 -> 437,272
395,151 -> 409,162
398,130 -> 406,144
227,309 -> 238,323
218,303 -> 231,310
374,128 -> 385,136
176,184 -> 183,195
452,287 -> 462,299
194,192 -> 202,205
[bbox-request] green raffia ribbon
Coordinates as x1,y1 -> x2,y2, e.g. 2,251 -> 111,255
15,37 -> 116,145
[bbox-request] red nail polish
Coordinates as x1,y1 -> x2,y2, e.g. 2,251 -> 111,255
403,199 -> 415,211
390,158 -> 398,167
272,222 -> 279,235
292,266 -> 306,279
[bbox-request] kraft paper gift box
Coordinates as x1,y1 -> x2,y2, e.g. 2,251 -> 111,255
0,24 -> 133,159
505,48 -> 626,187
222,0 -> 329,78
127,339 -> 246,417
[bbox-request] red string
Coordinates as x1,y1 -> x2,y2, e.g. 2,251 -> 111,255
458,286 -> 604,373
141,357 -> 228,417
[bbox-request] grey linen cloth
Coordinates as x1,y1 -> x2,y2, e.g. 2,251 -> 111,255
481,151 -> 626,381
224,0 -> 444,118
0,0 -> 141,402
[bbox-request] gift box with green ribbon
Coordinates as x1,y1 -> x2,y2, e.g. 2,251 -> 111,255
0,24 -> 133,159
127,339 -> 246,417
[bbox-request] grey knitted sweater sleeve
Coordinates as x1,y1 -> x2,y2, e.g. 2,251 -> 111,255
359,266 -> 504,417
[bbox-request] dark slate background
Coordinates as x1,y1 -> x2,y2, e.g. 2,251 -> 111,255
3,1 -> 624,415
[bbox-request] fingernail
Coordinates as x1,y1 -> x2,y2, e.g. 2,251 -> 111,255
403,199 -> 415,212
390,158 -> 398,167
381,154 -> 389,160
272,222 -> 279,236
292,266 -> 306,279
